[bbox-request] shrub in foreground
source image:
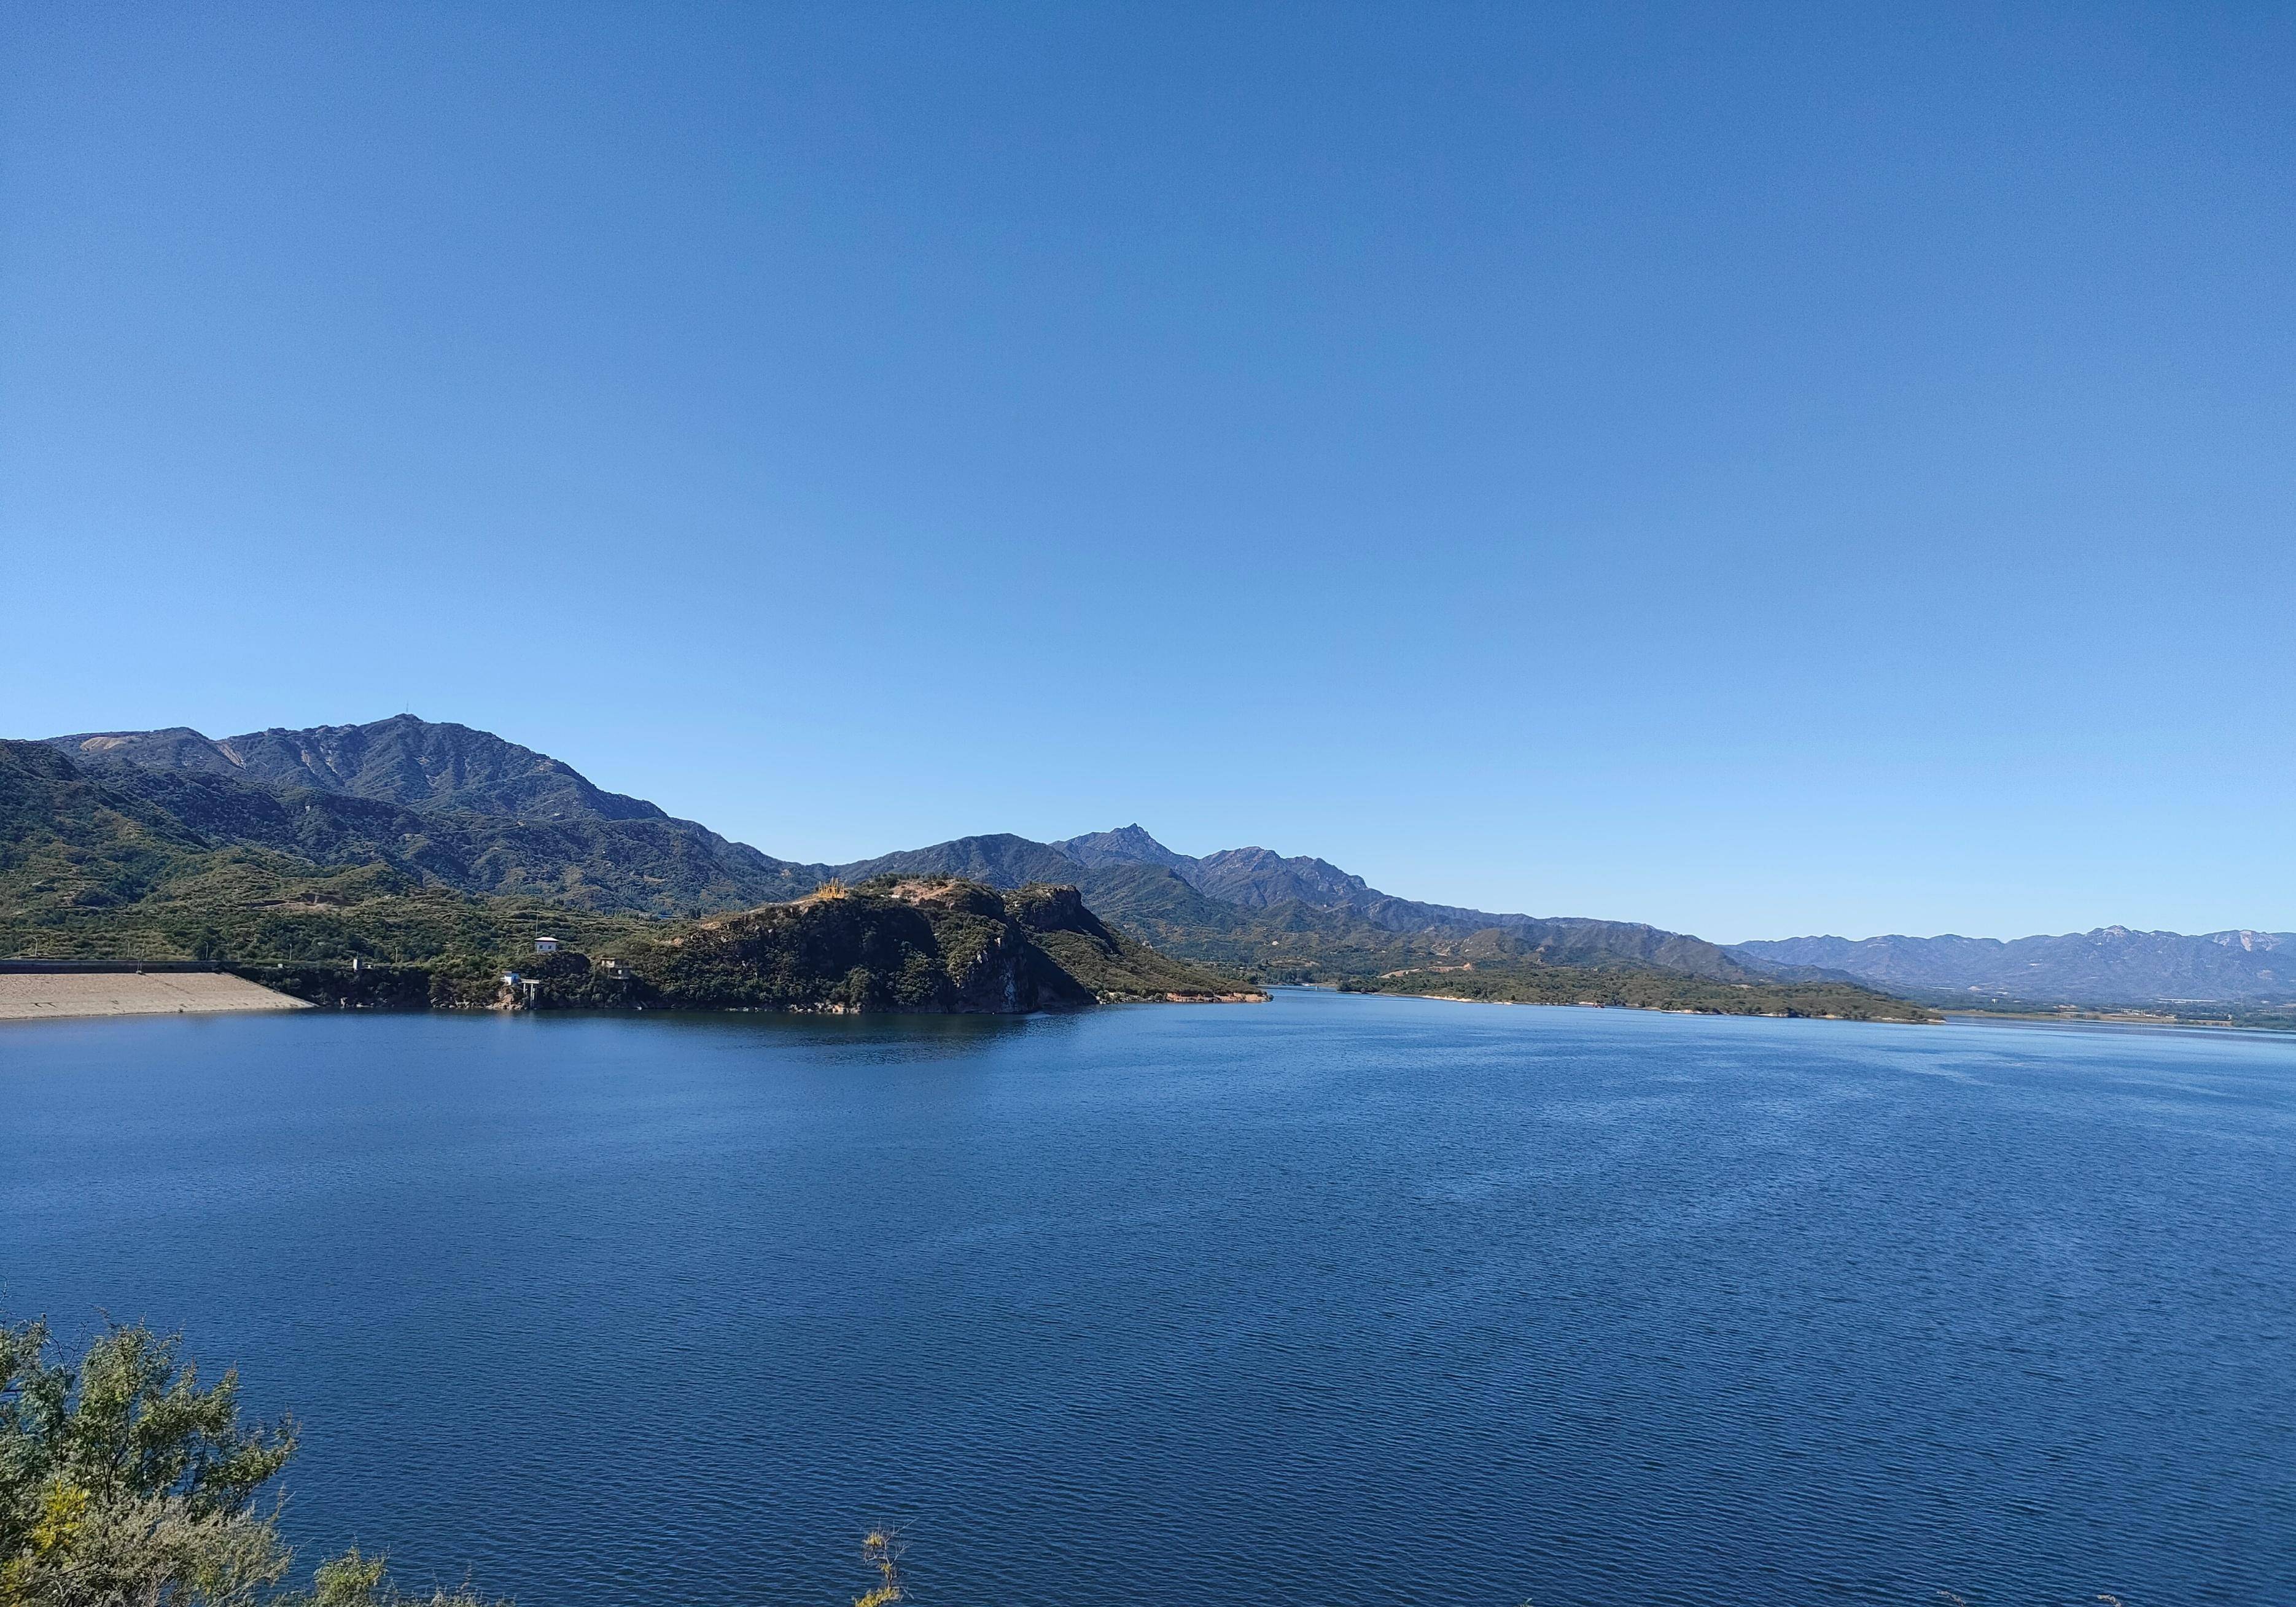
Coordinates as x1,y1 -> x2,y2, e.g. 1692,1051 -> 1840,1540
0,1318 -> 495,1607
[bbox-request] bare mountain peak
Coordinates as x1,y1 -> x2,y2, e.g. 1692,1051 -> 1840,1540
49,727 -> 244,775
1103,823 -> 1169,851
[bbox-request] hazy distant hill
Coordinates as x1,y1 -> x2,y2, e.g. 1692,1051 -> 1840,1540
1733,928 -> 2296,1006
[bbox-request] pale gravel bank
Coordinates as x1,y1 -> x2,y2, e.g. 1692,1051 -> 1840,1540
0,972 -> 311,1022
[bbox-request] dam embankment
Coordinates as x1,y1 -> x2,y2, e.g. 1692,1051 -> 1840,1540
0,964 -> 311,1022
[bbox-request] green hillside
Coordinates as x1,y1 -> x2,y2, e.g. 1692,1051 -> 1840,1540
42,723 -> 824,916
1064,861 -> 1769,987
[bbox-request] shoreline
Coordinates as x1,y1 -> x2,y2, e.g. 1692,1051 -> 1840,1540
1940,1007 -> 2296,1036
1348,987 -> 2291,1035
0,966 -> 1266,1024
1351,986 -> 1936,1024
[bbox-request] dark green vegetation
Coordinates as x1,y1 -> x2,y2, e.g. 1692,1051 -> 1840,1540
1,1316 -> 494,1607
0,736 -> 652,967
1340,962 -> 1937,1022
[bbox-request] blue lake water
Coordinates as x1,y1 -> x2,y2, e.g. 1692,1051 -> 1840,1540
2,990 -> 2290,1605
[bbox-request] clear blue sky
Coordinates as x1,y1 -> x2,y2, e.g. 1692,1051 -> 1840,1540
3,3 -> 2289,943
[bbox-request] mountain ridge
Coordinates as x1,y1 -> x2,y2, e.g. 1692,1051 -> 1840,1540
53,716 -> 670,822
45,720 -> 1760,984
47,714 -> 2261,1014
1060,824 -> 1755,966
45,718 -> 825,916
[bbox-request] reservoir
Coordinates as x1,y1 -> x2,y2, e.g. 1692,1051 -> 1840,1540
3,990 -> 2289,1604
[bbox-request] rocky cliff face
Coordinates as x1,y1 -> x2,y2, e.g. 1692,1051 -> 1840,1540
566,877 -> 1252,1013
621,880 -> 1090,1013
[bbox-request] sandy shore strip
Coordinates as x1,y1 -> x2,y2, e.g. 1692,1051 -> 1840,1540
0,971 -> 313,1022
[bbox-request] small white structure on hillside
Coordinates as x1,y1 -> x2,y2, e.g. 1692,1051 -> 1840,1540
534,936 -> 561,953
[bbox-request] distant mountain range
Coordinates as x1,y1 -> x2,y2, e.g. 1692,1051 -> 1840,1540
1732,930 -> 2296,1007
15,714 -> 2285,1016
